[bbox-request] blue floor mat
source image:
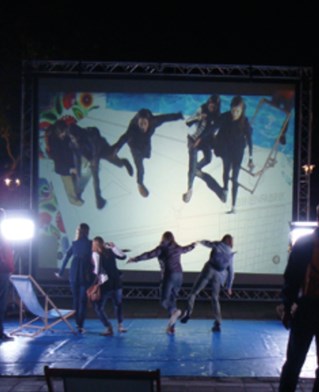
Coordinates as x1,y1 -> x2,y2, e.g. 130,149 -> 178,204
0,318 -> 316,378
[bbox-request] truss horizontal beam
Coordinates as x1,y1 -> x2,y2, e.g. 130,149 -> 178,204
23,60 -> 311,80
42,283 -> 281,302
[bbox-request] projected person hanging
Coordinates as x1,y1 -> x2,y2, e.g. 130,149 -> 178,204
111,108 -> 184,197
46,120 -> 134,209
214,95 -> 255,214
45,122 -> 85,207
182,94 -> 221,203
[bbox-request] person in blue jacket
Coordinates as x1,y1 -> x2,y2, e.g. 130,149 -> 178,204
180,234 -> 235,332
55,223 -> 93,333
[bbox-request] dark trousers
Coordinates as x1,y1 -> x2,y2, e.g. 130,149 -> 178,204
132,149 -> 146,185
0,273 -> 10,335
93,288 -> 124,327
222,150 -> 244,207
187,138 -> 212,189
70,281 -> 89,329
160,272 -> 183,316
279,299 -> 319,392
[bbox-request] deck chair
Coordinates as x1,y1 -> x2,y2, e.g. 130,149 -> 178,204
44,366 -> 161,392
10,274 -> 76,337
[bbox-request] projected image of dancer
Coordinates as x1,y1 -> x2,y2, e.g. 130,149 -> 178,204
112,109 -> 183,198
180,234 -> 235,333
48,120 -> 134,210
214,96 -> 254,213
45,122 -> 85,207
91,236 -> 128,336
182,94 -> 221,203
127,231 -> 196,335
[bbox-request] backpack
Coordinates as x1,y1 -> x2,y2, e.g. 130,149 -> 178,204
210,242 -> 232,272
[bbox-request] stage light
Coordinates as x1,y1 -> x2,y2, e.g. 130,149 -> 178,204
0,210 -> 35,241
290,221 -> 317,246
4,177 -> 21,187
302,164 -> 315,175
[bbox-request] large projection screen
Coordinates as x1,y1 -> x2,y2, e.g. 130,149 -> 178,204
35,74 -> 296,285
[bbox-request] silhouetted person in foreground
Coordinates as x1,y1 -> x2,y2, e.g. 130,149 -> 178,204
0,208 -> 14,341
279,204 -> 319,391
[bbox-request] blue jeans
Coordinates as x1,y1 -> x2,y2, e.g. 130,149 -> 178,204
93,288 -> 124,328
160,272 -> 183,316
187,262 -> 225,324
132,149 -> 145,185
187,138 -> 212,189
70,281 -> 89,329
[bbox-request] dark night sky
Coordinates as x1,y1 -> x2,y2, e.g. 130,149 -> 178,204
0,2 -> 318,214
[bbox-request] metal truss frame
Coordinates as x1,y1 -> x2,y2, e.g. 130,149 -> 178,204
42,282 -> 281,303
21,61 -> 313,301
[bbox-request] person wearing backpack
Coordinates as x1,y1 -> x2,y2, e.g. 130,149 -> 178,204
180,234 -> 234,332
279,205 -> 319,391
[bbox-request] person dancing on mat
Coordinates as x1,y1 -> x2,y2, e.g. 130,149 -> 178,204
55,223 -> 93,334
180,234 -> 235,332
127,231 -> 196,335
91,236 -> 128,336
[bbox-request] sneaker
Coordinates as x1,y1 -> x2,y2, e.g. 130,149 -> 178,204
220,189 -> 228,203
0,333 -> 14,341
226,207 -> 235,214
166,325 -> 175,335
180,309 -> 190,324
212,322 -> 221,333
77,327 -> 86,334
70,197 -> 84,206
168,309 -> 182,327
100,327 -> 113,336
118,324 -> 127,333
96,196 -> 107,210
138,184 -> 149,197
182,189 -> 192,203
123,159 -> 134,177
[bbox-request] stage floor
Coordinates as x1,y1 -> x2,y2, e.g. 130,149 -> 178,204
0,317 -> 316,380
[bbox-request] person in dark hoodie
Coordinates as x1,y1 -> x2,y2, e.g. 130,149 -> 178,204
91,236 -> 128,337
214,96 -> 254,213
112,108 -> 184,198
47,120 -> 134,210
182,94 -> 221,203
127,231 -> 196,335
55,223 -> 93,334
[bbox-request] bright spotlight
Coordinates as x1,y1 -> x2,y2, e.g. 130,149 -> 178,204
290,221 -> 317,246
0,210 -> 35,241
